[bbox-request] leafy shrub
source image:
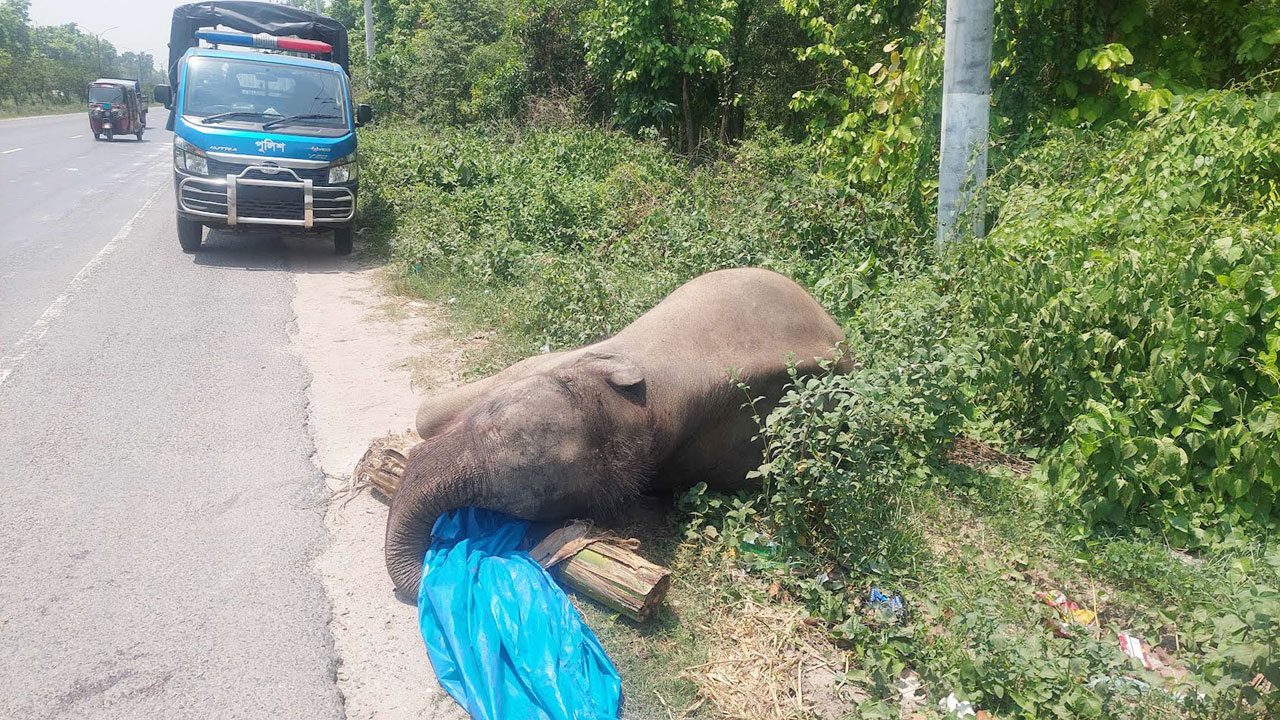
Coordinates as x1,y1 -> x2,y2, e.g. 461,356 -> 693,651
748,268 -> 968,570
1188,553 -> 1280,715
360,121 -> 924,357
960,88 -> 1280,542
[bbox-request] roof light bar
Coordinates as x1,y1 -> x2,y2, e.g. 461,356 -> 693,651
195,30 -> 333,55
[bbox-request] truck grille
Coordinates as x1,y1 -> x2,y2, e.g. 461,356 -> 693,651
178,178 -> 354,225
239,185 -> 305,221
180,184 -> 228,215
206,157 -> 329,184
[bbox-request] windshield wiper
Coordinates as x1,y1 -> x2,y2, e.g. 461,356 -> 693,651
201,111 -> 279,125
261,113 -> 343,130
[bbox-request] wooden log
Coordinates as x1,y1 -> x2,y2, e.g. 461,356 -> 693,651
354,431 -> 673,621
556,540 -> 672,622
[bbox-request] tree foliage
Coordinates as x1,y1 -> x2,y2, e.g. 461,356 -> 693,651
0,0 -> 163,109
585,0 -> 733,150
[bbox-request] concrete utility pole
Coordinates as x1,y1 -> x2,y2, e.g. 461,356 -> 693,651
363,0 -> 375,59
936,0 -> 994,249
75,24 -> 118,75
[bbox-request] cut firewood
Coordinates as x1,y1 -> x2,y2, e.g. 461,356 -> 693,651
354,431 -> 673,621
558,537 -> 672,622
530,522 -> 672,622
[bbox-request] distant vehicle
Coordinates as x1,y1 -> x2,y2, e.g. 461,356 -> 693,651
153,1 -> 372,255
87,79 -> 147,141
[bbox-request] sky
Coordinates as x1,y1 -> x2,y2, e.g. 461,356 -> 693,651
27,1 -> 322,72
29,0 -> 191,69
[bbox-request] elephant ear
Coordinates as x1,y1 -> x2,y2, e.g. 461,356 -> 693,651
579,352 -> 645,393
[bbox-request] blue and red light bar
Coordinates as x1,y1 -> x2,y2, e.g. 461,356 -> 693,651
195,30 -> 332,55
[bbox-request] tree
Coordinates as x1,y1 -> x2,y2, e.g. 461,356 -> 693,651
586,0 -> 733,151
0,0 -> 32,103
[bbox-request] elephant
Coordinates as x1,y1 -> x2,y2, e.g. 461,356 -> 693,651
385,268 -> 848,596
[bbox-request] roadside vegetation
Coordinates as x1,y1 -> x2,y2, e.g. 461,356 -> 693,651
345,0 -> 1280,716
0,0 -> 166,114
0,98 -> 81,118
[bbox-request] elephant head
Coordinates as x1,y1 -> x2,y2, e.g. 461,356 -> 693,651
384,352 -> 654,596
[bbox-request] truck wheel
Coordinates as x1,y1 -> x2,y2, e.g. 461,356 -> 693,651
135,130 -> 143,141
177,215 -> 204,253
334,227 -> 353,255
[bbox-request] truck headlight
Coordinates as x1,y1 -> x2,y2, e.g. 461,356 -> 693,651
328,152 -> 357,184
187,154 -> 208,175
174,136 -> 208,175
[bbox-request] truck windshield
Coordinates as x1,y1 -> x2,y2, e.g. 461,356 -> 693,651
89,86 -> 124,105
182,56 -> 347,134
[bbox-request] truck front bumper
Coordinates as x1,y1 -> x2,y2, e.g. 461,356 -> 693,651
176,166 -> 356,229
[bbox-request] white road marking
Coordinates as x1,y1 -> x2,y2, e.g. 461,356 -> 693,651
70,134 -> 83,139
1,147 -> 23,154
0,187 -> 163,389
67,168 -> 79,172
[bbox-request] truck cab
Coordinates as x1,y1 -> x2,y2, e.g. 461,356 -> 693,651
154,2 -> 370,254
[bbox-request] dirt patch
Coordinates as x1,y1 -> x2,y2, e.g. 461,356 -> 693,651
289,257 -> 468,720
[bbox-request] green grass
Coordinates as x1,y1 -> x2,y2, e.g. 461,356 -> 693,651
578,555 -> 719,718
356,121 -> 923,364
0,99 -> 83,119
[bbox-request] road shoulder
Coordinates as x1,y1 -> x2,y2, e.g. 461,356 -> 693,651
289,257 -> 471,719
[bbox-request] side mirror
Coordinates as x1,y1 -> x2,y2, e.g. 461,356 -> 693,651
355,103 -> 372,126
153,84 -> 172,109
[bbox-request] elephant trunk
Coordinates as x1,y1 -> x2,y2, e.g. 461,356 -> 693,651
384,435 -> 482,597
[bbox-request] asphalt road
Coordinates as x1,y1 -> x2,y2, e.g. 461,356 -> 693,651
0,113 -> 345,717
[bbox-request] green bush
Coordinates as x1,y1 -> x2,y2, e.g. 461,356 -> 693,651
363,87 -> 1279,544
360,122 -> 924,357
960,88 -> 1280,542
748,267 -> 968,570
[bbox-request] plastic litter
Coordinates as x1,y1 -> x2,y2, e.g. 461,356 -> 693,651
417,508 -> 623,720
866,587 -> 905,619
939,691 -> 977,718
1034,590 -> 1097,637
1117,631 -> 1155,670
1087,674 -> 1152,695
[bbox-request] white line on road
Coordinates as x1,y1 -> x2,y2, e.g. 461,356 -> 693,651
70,134 -> 83,139
1,147 -> 23,154
0,187 -> 163,389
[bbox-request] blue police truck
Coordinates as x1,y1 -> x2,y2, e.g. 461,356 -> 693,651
154,2 -> 372,254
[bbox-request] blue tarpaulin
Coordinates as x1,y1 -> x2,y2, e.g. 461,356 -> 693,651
417,508 -> 623,720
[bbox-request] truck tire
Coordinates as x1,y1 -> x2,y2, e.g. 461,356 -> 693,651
136,129 -> 143,141
177,215 -> 204,253
334,227 -> 353,255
